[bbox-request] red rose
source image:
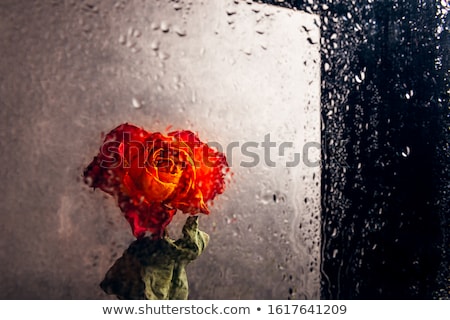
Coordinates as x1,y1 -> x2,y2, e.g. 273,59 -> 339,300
84,123 -> 229,238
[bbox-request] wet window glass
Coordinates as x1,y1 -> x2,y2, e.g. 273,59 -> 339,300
0,0 -> 447,299
0,0 -> 320,299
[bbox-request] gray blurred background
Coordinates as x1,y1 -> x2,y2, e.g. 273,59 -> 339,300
0,0 -> 320,299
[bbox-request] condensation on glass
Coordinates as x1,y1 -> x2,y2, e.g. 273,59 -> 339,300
0,0 -> 320,299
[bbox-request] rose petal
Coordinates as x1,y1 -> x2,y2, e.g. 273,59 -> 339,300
84,124 -> 229,238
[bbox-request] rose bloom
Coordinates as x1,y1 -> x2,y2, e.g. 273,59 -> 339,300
84,123 -> 229,238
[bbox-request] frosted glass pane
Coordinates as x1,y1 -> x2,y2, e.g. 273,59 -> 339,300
168,3 -> 322,299
0,0 -> 320,299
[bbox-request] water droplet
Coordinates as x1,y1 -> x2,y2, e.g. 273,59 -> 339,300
260,42 -> 268,50
131,98 -> 141,109
255,27 -> 265,34
127,27 -> 135,38
332,249 -> 338,258
132,28 -> 141,38
118,34 -> 126,45
260,193 -> 272,204
264,7 -> 273,16
158,51 -> 170,60
160,21 -> 170,33
126,40 -> 136,48
405,89 -> 414,99
331,228 -> 337,237
324,62 -> 331,71
401,146 -> 411,158
226,8 -> 237,16
353,69 -> 366,83
151,40 -> 160,51
150,22 -> 159,31
173,3 -> 182,10
85,176 -> 93,187
173,25 -> 187,37
243,47 -> 252,55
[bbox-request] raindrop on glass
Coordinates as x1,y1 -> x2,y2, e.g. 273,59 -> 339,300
331,228 -> 337,238
173,25 -> 187,37
132,28 -> 141,38
243,47 -> 252,55
332,249 -> 338,258
355,73 -> 364,83
226,8 -> 237,16
126,40 -> 136,48
401,146 -> 411,158
158,51 -> 170,60
160,21 -> 170,33
151,40 -> 160,51
255,27 -> 265,34
150,22 -> 159,31
131,98 -> 141,109
405,89 -> 414,99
